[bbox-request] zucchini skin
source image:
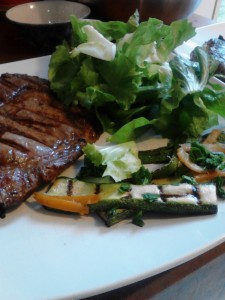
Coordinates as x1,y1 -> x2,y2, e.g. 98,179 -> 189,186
89,199 -> 217,215
151,155 -> 187,179
47,178 -> 218,216
138,145 -> 174,164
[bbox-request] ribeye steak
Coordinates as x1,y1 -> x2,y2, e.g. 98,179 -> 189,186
191,35 -> 225,82
0,73 -> 101,217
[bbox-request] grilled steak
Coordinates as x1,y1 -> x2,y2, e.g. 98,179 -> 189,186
0,73 -> 101,217
190,35 -> 225,82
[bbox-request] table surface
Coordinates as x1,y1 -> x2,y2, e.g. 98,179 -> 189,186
0,10 -> 224,300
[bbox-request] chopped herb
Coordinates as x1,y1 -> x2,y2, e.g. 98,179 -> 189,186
131,166 -> 152,185
132,210 -> 144,227
218,161 -> 225,170
181,175 -> 197,186
118,183 -> 131,193
190,141 -> 225,169
142,193 -> 158,203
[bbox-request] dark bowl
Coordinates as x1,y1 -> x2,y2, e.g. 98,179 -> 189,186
6,1 -> 91,52
77,0 -> 203,24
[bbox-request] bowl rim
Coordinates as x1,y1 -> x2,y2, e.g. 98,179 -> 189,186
6,0 -> 91,25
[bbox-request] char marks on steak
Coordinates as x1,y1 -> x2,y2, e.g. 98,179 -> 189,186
0,73 -> 101,217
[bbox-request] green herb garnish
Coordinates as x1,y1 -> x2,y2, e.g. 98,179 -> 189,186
132,210 -> 144,227
181,175 -> 197,186
142,193 -> 158,202
190,141 -> 225,169
118,183 -> 131,193
131,166 -> 152,185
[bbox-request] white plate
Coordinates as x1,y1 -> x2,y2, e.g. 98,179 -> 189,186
1,56 -> 225,300
176,22 -> 225,58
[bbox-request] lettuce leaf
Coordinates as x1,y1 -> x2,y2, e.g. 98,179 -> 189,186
83,141 -> 142,182
48,13 -> 225,141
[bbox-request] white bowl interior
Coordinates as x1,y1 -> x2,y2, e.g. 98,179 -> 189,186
6,1 -> 91,25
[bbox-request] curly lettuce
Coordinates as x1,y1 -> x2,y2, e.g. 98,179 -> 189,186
48,13 -> 225,142
83,141 -> 141,182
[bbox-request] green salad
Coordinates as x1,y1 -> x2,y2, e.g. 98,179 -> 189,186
48,12 -> 225,143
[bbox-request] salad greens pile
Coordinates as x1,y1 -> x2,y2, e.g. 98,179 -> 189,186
48,12 -> 225,142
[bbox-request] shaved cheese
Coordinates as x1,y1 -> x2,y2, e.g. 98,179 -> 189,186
166,195 -> 198,205
131,185 -> 160,199
161,183 -> 194,195
197,185 -> 217,204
